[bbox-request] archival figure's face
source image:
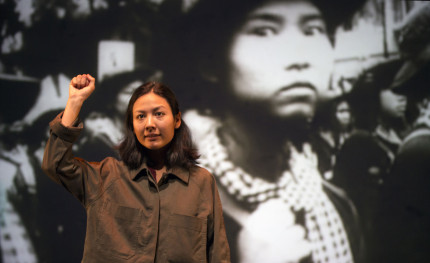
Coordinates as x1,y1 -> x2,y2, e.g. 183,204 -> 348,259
227,0 -> 334,119
336,101 -> 352,129
380,89 -> 407,119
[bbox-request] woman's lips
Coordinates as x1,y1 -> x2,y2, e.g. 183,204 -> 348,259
145,134 -> 160,140
277,82 -> 317,93
272,82 -> 317,104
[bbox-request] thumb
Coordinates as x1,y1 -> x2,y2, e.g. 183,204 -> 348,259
86,74 -> 95,82
86,74 -> 96,87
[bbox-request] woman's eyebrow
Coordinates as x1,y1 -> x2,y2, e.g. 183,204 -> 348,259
245,12 -> 324,25
150,106 -> 170,114
245,13 -> 284,25
152,106 -> 166,111
300,14 -> 325,24
134,106 -> 166,113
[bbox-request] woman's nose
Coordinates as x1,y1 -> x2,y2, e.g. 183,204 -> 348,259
279,32 -> 312,72
145,115 -> 155,130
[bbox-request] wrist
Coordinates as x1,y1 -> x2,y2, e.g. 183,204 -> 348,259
62,98 -> 84,127
67,95 -> 86,106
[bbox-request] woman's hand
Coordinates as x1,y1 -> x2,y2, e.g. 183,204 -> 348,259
69,74 -> 95,103
237,199 -> 312,263
62,74 -> 95,127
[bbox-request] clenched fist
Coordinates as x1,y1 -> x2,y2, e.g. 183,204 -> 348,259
61,74 -> 96,127
71,74 -> 92,90
68,74 -> 95,103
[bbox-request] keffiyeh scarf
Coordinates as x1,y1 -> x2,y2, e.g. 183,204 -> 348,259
187,111 -> 354,263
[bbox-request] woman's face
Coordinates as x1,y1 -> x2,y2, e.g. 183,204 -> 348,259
132,92 -> 181,151
226,0 -> 334,119
379,89 -> 407,119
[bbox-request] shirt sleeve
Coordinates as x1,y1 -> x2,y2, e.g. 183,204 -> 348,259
207,173 -> 231,263
41,112 -> 116,207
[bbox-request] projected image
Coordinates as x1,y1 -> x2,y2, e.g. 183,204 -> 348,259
1,1 -> 429,262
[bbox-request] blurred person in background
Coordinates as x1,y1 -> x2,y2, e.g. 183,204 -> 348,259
333,58 -> 409,263
311,95 -> 355,181
378,3 -> 430,263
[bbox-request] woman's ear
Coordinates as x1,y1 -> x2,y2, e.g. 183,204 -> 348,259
175,112 -> 182,129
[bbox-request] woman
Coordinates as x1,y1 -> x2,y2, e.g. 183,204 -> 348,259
42,74 -> 230,262
158,0 -> 366,262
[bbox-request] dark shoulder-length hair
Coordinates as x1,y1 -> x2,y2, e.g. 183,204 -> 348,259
347,59 -> 404,131
118,81 -> 199,170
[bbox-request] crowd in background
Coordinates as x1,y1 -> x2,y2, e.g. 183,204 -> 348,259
1,0 -> 429,262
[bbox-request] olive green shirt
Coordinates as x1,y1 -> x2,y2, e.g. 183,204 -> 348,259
42,113 -> 230,263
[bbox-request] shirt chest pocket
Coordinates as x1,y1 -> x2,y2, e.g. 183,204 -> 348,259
96,201 -> 142,259
166,213 -> 207,263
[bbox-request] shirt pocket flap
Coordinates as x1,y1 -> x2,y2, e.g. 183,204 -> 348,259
169,213 -> 206,232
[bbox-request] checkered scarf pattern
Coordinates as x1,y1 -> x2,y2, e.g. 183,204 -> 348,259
196,120 -> 354,263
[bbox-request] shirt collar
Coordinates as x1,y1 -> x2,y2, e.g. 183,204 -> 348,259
129,161 -> 190,184
167,166 -> 190,184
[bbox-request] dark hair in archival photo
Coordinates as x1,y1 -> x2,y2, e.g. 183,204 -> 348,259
347,59 -> 406,131
153,0 -> 365,110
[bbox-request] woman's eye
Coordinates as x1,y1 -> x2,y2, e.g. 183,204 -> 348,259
155,112 -> 165,117
136,114 -> 145,119
304,25 -> 326,36
247,26 -> 277,37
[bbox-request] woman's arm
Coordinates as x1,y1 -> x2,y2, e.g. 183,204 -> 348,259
62,74 -> 95,126
41,74 -> 114,207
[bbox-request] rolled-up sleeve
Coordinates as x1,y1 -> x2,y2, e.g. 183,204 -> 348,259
41,112 -> 113,207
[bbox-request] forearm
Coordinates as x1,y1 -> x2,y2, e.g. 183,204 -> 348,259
62,97 -> 84,127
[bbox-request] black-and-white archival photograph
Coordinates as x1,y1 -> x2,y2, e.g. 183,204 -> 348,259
1,0 -> 430,262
